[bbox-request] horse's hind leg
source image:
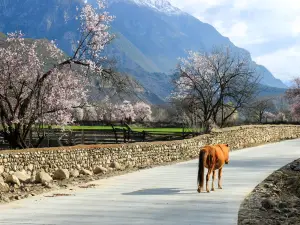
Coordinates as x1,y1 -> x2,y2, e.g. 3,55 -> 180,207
211,170 -> 216,191
206,168 -> 213,193
218,168 -> 223,189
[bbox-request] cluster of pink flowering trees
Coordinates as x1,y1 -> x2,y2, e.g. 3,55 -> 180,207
171,47 -> 260,132
78,97 -> 152,124
133,102 -> 152,122
0,0 -> 116,148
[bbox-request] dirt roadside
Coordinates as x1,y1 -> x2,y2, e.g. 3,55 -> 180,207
238,158 -> 300,225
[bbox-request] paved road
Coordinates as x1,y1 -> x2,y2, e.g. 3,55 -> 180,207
1,139 -> 300,225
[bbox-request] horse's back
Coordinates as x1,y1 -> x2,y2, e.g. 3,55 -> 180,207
213,144 -> 230,169
199,146 -> 216,168
214,145 -> 225,159
199,144 -> 230,169
200,145 -> 215,153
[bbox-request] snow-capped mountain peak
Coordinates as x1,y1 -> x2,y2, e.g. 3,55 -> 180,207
108,0 -> 183,14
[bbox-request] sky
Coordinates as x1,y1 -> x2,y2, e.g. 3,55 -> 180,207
169,0 -> 300,83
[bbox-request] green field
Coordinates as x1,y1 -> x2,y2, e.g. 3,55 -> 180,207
50,125 -> 186,133
132,127 -> 184,133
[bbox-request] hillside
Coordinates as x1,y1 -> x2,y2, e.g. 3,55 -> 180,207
0,32 -> 164,104
0,0 -> 287,101
257,84 -> 287,98
0,32 -> 5,40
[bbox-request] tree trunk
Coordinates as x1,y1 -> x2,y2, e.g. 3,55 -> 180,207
33,136 -> 45,148
202,120 -> 211,134
221,98 -> 224,127
3,129 -> 27,149
259,111 -> 263,124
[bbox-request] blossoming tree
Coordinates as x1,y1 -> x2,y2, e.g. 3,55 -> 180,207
0,0 -> 115,149
72,108 -> 84,122
275,112 -> 287,122
171,47 -> 259,132
93,95 -> 116,122
263,111 -> 276,122
133,102 -> 152,122
286,78 -> 300,121
83,106 -> 98,121
114,100 -> 136,124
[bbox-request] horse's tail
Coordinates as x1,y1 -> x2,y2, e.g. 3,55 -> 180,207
197,149 -> 205,188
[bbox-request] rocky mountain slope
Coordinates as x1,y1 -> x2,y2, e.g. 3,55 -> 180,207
0,0 -> 287,101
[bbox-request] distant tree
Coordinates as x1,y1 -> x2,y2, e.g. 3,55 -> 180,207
86,95 -> 116,123
290,103 -> 300,121
285,77 -> 300,121
151,104 -> 178,123
0,0 -> 115,149
213,101 -> 239,126
169,97 -> 201,131
151,106 -> 168,123
83,106 -> 98,121
275,112 -> 288,122
114,100 -> 136,124
262,111 -> 276,122
133,102 -> 152,122
98,95 -> 116,123
243,98 -> 276,123
72,108 -> 84,121
171,47 -> 260,132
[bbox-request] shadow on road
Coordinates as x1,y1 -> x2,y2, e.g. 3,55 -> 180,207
228,158 -> 284,169
122,188 -> 195,195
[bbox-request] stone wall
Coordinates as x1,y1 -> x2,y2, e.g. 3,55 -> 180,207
1,125 -> 300,174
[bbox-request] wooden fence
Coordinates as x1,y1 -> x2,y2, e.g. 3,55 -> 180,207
0,126 -> 201,150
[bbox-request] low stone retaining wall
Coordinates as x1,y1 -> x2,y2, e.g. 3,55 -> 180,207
1,125 -> 300,174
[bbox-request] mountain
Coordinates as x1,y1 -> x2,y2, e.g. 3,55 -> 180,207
0,31 -> 164,105
105,0 -> 287,88
0,0 -> 287,101
106,0 -> 183,15
257,84 -> 287,98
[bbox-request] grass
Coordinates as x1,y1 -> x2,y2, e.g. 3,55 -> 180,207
51,125 -> 123,130
132,127 -> 184,133
49,125 -> 186,133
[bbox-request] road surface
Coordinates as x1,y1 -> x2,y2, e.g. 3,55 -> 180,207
1,139 -> 300,225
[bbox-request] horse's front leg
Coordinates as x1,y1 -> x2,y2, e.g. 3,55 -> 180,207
211,170 -> 216,191
206,168 -> 213,193
218,167 -> 223,189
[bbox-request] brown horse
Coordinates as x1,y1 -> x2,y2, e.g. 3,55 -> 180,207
197,143 -> 230,193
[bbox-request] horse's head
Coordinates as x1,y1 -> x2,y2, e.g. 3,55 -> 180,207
221,143 -> 230,164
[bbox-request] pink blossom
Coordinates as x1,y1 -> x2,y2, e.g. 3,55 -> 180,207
286,78 -> 300,120
133,102 -> 152,122
276,112 -> 287,121
73,108 -> 84,121
114,100 -> 136,122
291,102 -> 300,119
76,0 -> 115,73
0,1 -> 116,148
0,34 -> 89,127
263,111 -> 276,119
99,95 -> 116,121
